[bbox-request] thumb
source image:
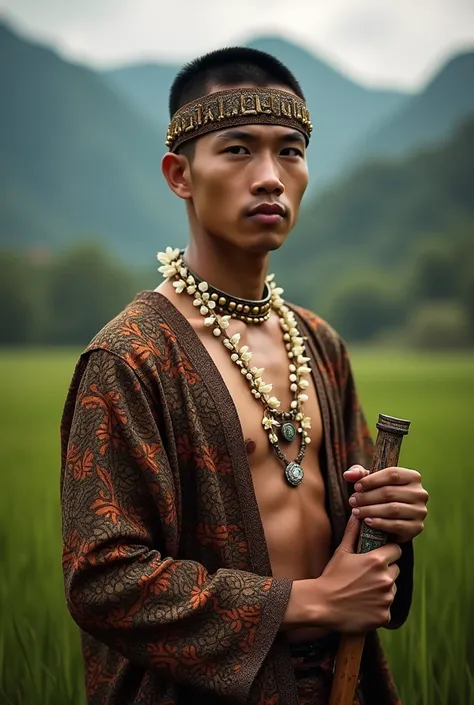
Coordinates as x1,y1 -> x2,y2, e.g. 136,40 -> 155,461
339,515 -> 360,554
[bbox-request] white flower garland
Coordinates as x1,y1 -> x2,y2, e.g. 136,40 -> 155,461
158,247 -> 312,447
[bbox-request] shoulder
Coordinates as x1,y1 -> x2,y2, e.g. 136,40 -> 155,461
84,291 -> 174,364
64,293 -> 171,414
66,291 -> 184,395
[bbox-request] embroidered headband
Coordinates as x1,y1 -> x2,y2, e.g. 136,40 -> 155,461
165,87 -> 312,152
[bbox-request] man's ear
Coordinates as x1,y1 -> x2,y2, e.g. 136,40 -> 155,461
161,153 -> 192,199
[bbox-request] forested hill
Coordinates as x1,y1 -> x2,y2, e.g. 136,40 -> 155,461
0,22 -> 186,261
1,21 -> 473,270
272,115 -> 474,325
352,51 -> 474,165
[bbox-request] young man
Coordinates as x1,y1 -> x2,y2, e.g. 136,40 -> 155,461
60,48 -> 428,705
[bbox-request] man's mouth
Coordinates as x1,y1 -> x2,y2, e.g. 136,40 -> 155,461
247,203 -> 286,224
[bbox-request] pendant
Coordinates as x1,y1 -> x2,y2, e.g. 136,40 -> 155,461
285,462 -> 304,487
281,422 -> 297,442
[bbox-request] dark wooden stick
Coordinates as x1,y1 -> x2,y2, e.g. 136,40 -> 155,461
329,414 -> 411,705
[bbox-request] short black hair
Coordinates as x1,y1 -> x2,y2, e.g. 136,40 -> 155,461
169,46 -> 305,119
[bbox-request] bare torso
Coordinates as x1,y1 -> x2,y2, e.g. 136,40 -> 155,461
157,283 -> 333,642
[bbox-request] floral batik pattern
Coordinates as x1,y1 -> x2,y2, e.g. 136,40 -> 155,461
60,291 -> 412,704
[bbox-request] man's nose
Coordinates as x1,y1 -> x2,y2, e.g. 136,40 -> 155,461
250,156 -> 284,196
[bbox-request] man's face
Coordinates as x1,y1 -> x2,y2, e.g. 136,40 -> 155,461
179,87 -> 309,253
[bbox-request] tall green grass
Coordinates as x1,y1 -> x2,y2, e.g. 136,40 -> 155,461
0,351 -> 84,705
0,349 -> 473,704
350,350 -> 474,705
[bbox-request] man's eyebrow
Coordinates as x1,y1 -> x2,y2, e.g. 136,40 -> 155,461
213,129 -> 306,145
213,129 -> 259,142
280,131 -> 306,145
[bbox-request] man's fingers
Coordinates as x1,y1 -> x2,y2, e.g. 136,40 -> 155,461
351,502 -> 422,520
353,467 -> 420,492
363,517 -> 425,538
343,465 -> 371,482
349,484 -> 420,509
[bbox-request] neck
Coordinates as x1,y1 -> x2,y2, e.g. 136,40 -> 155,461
184,237 -> 270,301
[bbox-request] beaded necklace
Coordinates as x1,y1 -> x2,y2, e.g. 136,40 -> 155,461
158,247 -> 312,486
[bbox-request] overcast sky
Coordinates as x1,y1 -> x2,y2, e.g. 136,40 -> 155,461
2,0 -> 474,89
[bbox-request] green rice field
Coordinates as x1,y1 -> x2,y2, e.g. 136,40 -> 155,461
0,348 -> 473,704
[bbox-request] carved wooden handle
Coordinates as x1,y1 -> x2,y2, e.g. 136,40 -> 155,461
329,413 -> 410,705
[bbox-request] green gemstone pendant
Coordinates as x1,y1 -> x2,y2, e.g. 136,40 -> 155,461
281,422 -> 297,442
285,462 -> 304,487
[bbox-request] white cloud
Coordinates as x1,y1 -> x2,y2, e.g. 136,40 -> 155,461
1,0 -> 474,88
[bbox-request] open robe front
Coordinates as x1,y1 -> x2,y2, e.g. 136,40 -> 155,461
60,291 -> 413,705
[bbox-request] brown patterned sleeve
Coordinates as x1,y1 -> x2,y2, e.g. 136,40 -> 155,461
60,350 -> 292,702
338,340 -> 414,630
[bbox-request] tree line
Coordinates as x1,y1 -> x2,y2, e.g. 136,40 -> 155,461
316,229 -> 474,349
272,117 -> 474,349
0,242 -> 152,346
1,235 -> 472,349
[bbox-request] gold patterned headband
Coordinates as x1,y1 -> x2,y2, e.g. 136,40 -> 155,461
166,87 -> 312,152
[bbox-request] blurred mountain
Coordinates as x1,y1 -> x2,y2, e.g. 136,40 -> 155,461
103,35 -> 409,186
272,115 -> 474,309
2,20 -> 473,270
106,62 -> 180,127
0,22 -> 187,261
353,51 -> 474,163
0,160 -> 70,247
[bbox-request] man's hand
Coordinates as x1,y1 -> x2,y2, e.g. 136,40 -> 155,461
344,465 -> 429,544
315,516 -> 401,632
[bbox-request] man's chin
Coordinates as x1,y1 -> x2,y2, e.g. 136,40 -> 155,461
244,220 -> 288,251
211,227 -> 289,255
242,227 -> 289,253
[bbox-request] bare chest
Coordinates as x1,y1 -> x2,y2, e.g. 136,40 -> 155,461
190,317 -> 330,534
192,318 -> 320,455
190,312 -> 333,641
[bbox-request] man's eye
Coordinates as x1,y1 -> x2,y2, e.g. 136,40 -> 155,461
224,146 -> 250,155
281,147 -> 304,157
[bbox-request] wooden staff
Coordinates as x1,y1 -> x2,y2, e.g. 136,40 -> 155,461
329,413 -> 411,705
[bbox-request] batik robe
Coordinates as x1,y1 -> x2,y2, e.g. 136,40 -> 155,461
60,291 -> 414,705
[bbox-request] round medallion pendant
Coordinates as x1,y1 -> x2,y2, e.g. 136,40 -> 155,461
281,422 -> 297,442
285,462 -> 304,487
